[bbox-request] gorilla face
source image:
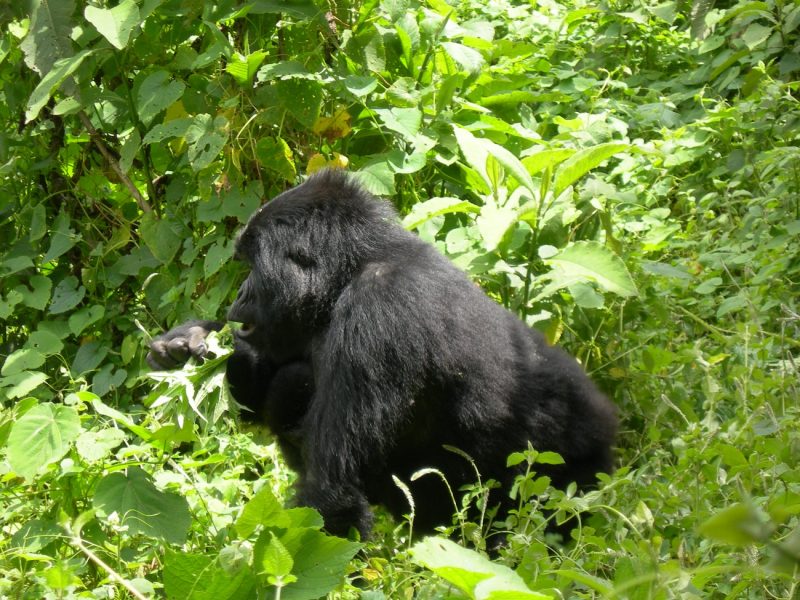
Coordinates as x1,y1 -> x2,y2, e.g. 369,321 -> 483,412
226,174 -> 394,362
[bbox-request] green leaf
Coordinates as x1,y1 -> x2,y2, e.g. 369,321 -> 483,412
49,276 -> 86,314
85,0 -> 140,50
18,275 -> 52,310
235,486 -> 289,539
26,49 -> 95,122
204,240 -> 235,278
0,371 -> 49,399
143,117 -> 193,144
343,75 -> 378,97
7,403 -> 81,479
93,467 -> 191,544
356,160 -> 396,195
75,428 -> 126,462
255,137 -> 296,181
2,348 -> 46,377
441,42 -> 485,73
136,70 -> 186,126
43,211 -> 80,263
119,129 -> 141,173
741,23 -> 772,50
274,528 -> 362,600
11,518 -> 63,552
68,305 -> 106,336
20,0 -> 76,75
260,533 -> 294,577
25,329 -> 64,357
544,241 -> 638,298
522,148 -> 576,176
373,107 -> 422,141
410,537 -> 547,599
535,451 -> 566,465
71,341 -> 109,375
477,202 -> 518,252
163,550 -> 257,600
226,51 -> 268,85
453,126 -> 536,195
276,79 -> 323,129
699,503 -> 771,545
553,143 -> 629,197
249,0 -> 322,19
140,213 -> 183,263
186,114 -> 228,171
402,197 -> 480,230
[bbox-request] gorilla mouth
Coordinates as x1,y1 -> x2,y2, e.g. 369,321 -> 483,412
236,322 -> 255,336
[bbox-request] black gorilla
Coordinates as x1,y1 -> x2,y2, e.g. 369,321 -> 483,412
147,170 -> 617,538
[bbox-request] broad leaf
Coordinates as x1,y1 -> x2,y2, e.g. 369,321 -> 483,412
26,49 -> 94,122
403,197 -> 480,230
48,276 -> 86,314
7,403 -> 81,480
545,241 -> 637,298
21,0 -> 76,75
85,0 -> 141,50
553,143 -> 629,197
163,550 -> 256,600
93,467 -> 191,544
411,537 -> 547,599
136,71 -> 186,126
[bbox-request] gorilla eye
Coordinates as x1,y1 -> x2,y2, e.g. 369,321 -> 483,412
287,250 -> 315,268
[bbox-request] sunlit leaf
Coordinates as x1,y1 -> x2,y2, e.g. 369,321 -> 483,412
7,403 -> 80,479
93,467 -> 191,544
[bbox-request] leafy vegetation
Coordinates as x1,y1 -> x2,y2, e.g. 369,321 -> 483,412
1,0 -> 799,597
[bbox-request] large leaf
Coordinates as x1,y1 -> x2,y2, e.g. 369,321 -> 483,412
373,107 -> 422,141
21,0 -> 76,75
553,143 -> 629,197
410,537 -> 548,599
402,197 -> 480,230
185,114 -> 228,171
85,0 -> 141,50
272,528 -> 362,600
7,403 -> 81,480
139,213 -> 183,264
544,241 -> 637,298
163,550 -> 256,600
225,51 -> 268,86
42,211 -> 80,263
276,79 -> 323,129
93,467 -> 191,544
49,276 -> 86,314
453,126 -> 536,195
136,70 -> 186,126
441,42 -> 485,73
235,486 -> 290,539
26,49 -> 95,122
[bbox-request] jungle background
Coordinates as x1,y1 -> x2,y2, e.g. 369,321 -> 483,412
0,0 -> 799,597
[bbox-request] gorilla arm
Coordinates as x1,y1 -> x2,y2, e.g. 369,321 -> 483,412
294,266 -> 424,538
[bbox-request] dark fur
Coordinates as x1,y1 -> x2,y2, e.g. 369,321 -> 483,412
148,170 -> 617,537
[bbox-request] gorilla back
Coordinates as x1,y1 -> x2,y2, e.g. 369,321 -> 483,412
152,169 -> 618,538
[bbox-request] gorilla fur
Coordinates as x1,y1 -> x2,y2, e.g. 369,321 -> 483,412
148,170 -> 617,538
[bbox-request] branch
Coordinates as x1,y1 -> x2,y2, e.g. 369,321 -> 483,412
78,111 -> 151,213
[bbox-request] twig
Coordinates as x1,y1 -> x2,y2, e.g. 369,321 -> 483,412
65,522 -> 149,600
78,110 -> 151,213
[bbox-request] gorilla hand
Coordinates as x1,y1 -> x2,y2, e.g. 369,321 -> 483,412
147,320 -> 223,370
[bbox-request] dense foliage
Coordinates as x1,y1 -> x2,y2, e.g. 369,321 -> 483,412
1,0 -> 799,597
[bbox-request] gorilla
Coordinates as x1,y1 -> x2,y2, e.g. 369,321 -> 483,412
147,170 -> 617,538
